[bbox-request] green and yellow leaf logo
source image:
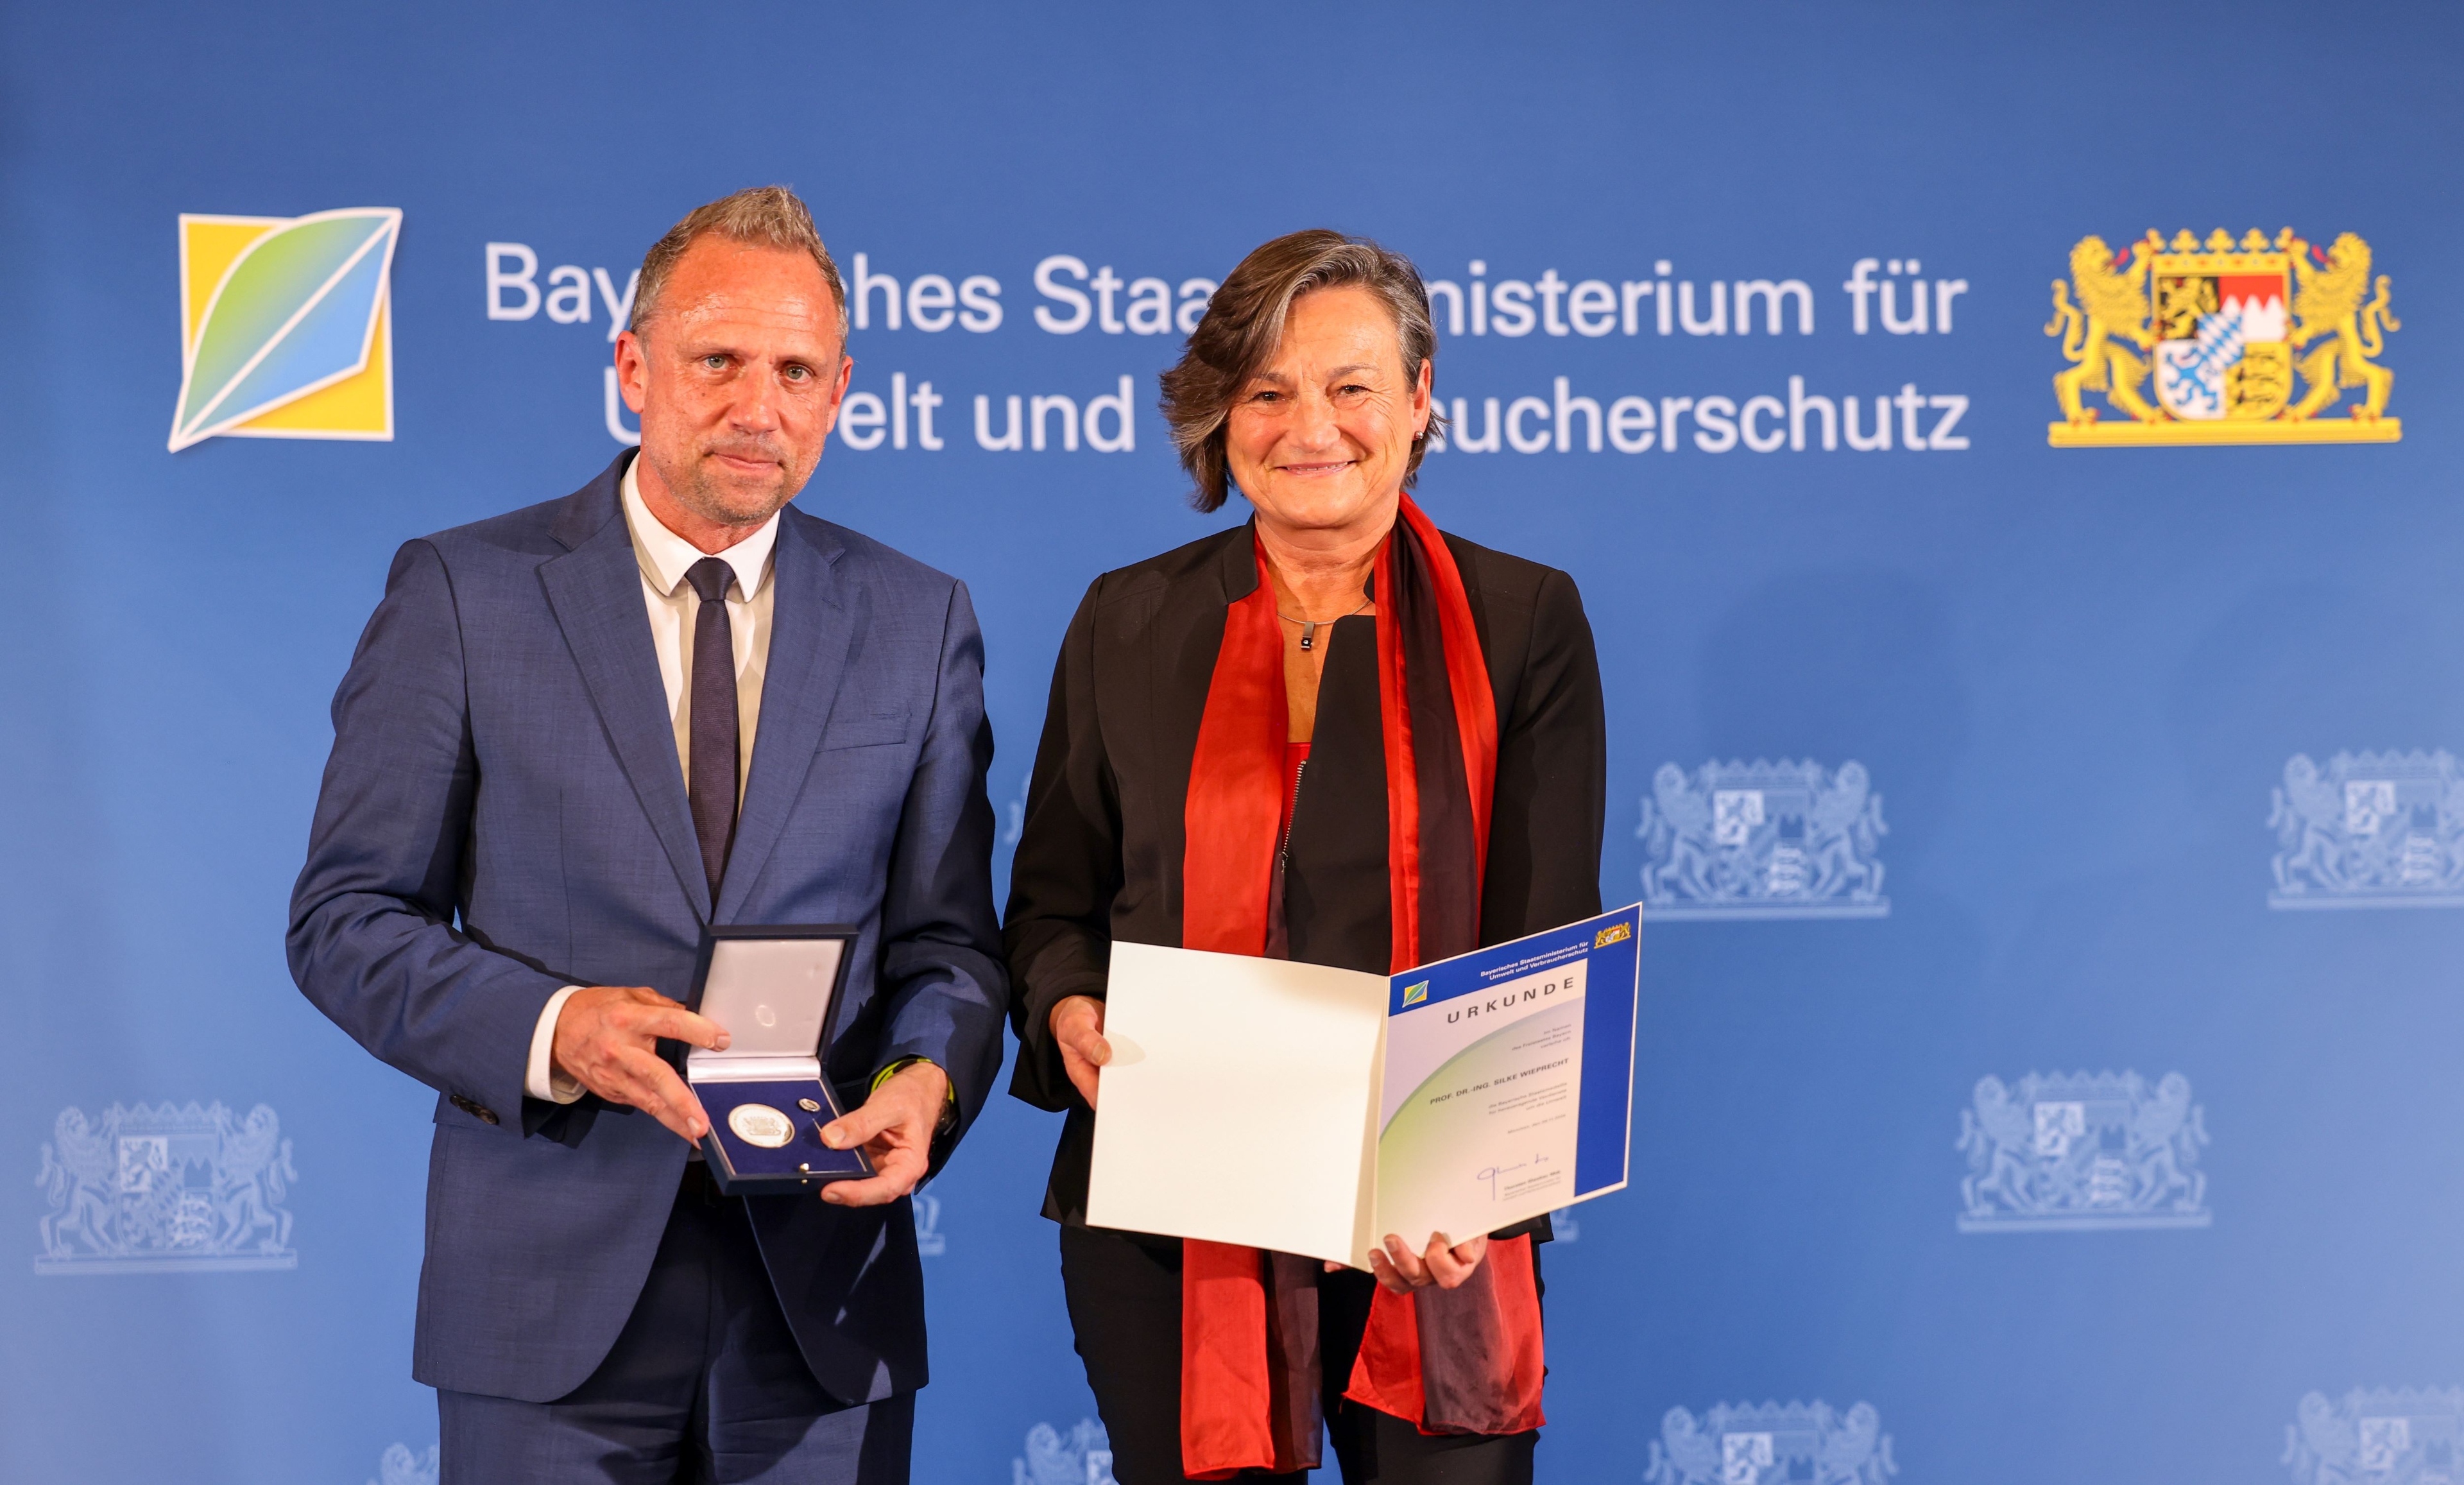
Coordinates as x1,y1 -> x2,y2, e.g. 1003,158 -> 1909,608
171,208 -> 400,452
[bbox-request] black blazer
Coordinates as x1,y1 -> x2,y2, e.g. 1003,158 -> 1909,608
1004,520 -> 1607,1225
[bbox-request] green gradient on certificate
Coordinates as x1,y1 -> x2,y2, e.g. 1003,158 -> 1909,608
1374,999 -> 1585,1246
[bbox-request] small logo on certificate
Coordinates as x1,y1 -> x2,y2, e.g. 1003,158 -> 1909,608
1400,981 -> 1429,1007
1593,922 -> 1632,947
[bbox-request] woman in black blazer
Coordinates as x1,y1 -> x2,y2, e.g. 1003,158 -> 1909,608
1004,229 -> 1607,1485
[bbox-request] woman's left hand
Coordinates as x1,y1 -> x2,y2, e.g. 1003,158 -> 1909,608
1327,1232 -> 1488,1292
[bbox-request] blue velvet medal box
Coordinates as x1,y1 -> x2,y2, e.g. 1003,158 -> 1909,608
684,925 -> 871,1196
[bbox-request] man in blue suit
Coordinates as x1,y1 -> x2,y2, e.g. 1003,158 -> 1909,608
289,186 -> 1005,1484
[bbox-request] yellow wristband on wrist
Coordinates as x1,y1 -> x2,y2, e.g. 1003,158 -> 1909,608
873,1057 -> 959,1133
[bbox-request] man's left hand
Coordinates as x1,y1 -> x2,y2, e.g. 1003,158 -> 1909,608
816,1061 -> 949,1206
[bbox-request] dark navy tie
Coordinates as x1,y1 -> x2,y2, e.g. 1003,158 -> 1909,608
685,558 -> 739,900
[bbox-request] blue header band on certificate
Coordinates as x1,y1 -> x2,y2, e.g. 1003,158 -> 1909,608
1386,905 -> 1639,1015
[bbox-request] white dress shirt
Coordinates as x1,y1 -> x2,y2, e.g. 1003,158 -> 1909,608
525,460 -> 782,1103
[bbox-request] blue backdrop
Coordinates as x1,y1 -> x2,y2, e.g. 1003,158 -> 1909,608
6,3 -> 2464,1482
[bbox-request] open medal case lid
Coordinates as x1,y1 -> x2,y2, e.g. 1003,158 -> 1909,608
683,925 -> 872,1193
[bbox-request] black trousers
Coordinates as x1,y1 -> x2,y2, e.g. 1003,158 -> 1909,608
1059,1224 -> 1539,1485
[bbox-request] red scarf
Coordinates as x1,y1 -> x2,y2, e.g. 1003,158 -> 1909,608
1176,495 -> 1546,1479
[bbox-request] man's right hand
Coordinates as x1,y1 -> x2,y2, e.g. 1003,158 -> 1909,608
551,986 -> 730,1142
1049,994 -> 1110,1108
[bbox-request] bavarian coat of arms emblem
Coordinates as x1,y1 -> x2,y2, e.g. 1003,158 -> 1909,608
35,1102 -> 297,1273
2270,751 -> 2464,909
2286,1387 -> 2464,1484
1957,1072 -> 2209,1232
1014,1420 -> 1115,1485
2047,228 -> 2398,445
364,1443 -> 440,1485
1645,1401 -> 1897,1485
1638,760 -> 1887,920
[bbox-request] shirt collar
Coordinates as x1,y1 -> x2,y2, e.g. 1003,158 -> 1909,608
620,458 -> 782,601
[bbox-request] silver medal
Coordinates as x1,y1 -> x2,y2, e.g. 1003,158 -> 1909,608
798,1098 -> 821,1113
728,1103 -> 795,1149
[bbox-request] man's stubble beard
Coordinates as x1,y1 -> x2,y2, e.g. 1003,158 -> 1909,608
649,443 -> 817,531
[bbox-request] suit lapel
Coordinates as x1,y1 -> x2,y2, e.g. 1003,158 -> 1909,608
717,510 -> 855,923
540,458 -> 713,920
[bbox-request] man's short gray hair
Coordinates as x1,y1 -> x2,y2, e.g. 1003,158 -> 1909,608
630,185 -> 849,345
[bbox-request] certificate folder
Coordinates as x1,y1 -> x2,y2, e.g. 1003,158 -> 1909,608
678,925 -> 873,1196
1085,904 -> 1641,1270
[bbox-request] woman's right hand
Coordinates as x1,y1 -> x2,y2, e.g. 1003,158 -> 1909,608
1049,995 -> 1111,1108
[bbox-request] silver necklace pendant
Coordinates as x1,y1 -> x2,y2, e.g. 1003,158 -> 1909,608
1280,589 -> 1369,653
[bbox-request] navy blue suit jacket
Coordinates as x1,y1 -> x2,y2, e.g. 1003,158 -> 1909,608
288,452 -> 1005,1405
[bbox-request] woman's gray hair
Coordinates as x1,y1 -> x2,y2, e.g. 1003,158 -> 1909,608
630,185 -> 848,345
1159,229 -> 1448,513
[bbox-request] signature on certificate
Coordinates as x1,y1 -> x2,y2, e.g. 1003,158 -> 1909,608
1477,1153 -> 1553,1199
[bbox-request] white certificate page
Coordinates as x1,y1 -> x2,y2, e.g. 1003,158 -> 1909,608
1083,942 -> 1389,1267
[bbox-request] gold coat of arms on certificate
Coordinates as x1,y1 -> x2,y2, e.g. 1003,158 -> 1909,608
2046,228 -> 2399,445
